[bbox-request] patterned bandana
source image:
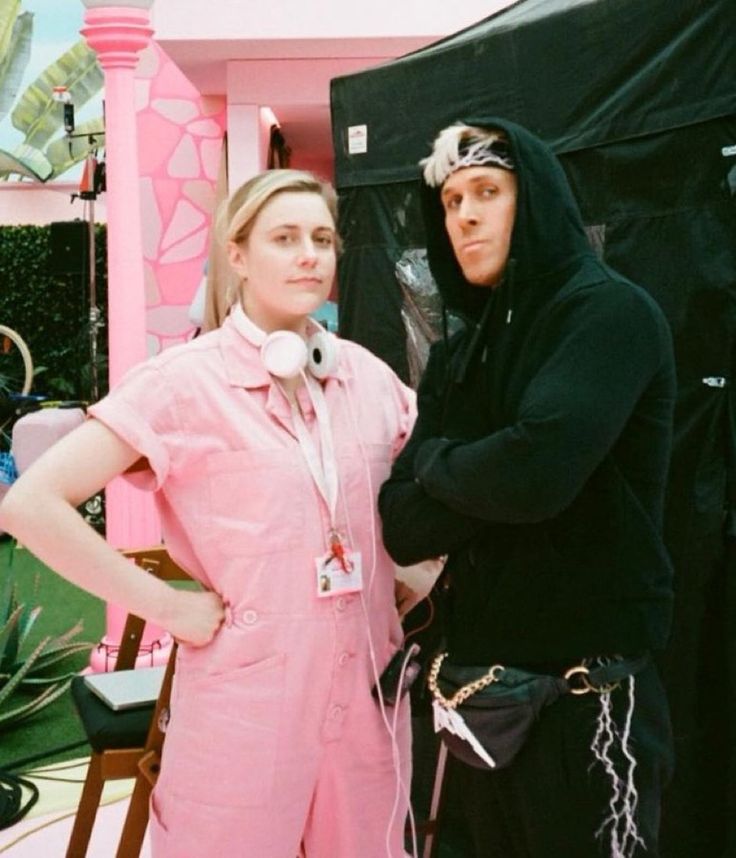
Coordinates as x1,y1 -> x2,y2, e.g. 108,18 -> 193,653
421,125 -> 515,188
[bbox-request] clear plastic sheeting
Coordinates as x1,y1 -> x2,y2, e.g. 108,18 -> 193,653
396,249 -> 441,387
395,249 -> 463,388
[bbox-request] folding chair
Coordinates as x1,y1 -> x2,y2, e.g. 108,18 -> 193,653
66,546 -> 189,858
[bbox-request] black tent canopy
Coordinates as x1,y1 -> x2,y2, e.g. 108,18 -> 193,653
330,1 -> 736,855
334,0 -> 734,184
331,0 -> 735,373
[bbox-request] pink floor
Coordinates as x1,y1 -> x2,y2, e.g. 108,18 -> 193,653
0,760 -> 150,858
0,799 -> 151,857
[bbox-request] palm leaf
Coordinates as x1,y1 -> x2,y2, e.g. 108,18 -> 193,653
0,144 -> 53,181
0,0 -> 21,65
0,8 -> 32,121
0,679 -> 71,729
11,39 -> 102,150
45,117 -> 104,179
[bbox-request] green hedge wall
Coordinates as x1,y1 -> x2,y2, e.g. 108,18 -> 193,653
0,223 -> 108,402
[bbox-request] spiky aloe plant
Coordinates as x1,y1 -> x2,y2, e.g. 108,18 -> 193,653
0,573 -> 92,730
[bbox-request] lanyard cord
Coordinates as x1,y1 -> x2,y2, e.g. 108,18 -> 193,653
287,374 -> 339,530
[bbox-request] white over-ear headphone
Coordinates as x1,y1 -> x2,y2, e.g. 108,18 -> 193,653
233,303 -> 339,380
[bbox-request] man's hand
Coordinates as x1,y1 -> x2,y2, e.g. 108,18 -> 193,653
395,579 -> 422,618
394,556 -> 446,617
165,588 -> 226,647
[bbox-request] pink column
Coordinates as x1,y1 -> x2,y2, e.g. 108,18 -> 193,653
81,1 -> 169,671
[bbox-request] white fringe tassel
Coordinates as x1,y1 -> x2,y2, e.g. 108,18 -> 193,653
590,675 -> 646,858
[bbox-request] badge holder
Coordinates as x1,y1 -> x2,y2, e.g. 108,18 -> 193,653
315,530 -> 363,597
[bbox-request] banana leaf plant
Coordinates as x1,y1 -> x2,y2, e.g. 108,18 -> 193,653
0,0 -> 105,182
0,1 -> 32,120
0,573 -> 92,730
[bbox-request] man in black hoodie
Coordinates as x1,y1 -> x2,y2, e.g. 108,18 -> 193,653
379,120 -> 676,857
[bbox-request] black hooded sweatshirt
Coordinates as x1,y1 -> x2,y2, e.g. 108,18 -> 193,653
378,118 -> 676,665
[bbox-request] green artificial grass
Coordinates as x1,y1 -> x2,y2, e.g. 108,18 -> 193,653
0,537 -> 105,773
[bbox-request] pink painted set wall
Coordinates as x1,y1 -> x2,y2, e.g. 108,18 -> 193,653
134,43 -> 226,355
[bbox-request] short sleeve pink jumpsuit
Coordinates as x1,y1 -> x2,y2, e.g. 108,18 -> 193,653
89,311 -> 416,857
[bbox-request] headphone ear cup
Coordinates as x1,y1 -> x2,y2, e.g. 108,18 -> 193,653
260,330 -> 308,379
307,331 -> 338,380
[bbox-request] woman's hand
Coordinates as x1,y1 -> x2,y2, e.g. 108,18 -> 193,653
165,588 -> 226,647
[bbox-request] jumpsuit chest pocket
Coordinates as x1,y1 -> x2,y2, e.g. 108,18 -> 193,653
206,449 -> 305,557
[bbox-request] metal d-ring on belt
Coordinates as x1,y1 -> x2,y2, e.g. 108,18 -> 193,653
564,653 -> 651,695
428,651 -> 651,708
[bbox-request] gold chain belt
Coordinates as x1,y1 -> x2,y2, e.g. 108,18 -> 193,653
428,652 -> 619,707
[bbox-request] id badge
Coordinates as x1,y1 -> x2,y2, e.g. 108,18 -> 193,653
315,550 -> 363,598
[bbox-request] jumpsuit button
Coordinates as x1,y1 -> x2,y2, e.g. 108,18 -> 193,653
330,705 -> 343,720
338,652 -> 350,667
242,609 -> 258,625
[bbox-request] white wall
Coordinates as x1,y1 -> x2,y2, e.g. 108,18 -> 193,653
153,0 -> 512,41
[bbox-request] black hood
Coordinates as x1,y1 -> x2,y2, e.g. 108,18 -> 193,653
420,117 -> 594,321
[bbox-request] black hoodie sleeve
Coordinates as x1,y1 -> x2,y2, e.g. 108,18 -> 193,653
379,342 -> 486,566
413,282 -> 674,524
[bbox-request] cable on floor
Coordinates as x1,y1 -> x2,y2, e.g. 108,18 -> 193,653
0,771 -> 39,830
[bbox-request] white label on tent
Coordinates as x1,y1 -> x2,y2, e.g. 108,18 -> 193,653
348,125 -> 368,154
722,144 -> 736,157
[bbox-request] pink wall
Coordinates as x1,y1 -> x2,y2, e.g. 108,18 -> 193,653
135,43 -> 226,354
0,184 -> 107,227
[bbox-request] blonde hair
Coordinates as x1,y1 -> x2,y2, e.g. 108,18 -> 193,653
216,169 -> 338,248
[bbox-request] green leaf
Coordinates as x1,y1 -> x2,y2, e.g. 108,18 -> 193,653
0,0 -> 21,66
17,604 -> 41,650
0,144 -> 53,181
0,575 -> 15,624
0,9 -> 32,121
0,603 -> 23,672
45,117 -> 105,179
42,619 -> 85,651
0,679 -> 72,729
21,641 -> 92,679
0,634 -> 49,707
11,39 -> 103,151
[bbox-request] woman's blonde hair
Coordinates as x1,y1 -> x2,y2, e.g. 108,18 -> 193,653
216,168 -> 338,248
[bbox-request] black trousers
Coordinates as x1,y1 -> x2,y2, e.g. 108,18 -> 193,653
437,662 -> 673,858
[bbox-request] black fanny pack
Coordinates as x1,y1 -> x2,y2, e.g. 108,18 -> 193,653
428,652 -> 650,771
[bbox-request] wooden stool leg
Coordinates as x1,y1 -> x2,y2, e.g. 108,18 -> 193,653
66,753 -> 105,858
116,736 -> 164,857
115,775 -> 153,858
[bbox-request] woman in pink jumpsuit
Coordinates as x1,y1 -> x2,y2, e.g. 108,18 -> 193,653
0,170 -> 416,857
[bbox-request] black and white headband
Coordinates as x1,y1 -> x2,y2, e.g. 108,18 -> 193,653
421,124 -> 515,188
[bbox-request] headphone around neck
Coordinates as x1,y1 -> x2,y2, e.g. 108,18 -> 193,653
233,303 -> 339,380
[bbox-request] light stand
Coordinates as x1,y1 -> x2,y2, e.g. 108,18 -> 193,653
53,86 -> 106,402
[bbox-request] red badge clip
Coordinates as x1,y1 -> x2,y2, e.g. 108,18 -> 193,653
328,531 -> 354,574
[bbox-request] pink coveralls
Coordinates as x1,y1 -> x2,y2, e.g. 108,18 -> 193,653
89,311 -> 416,858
